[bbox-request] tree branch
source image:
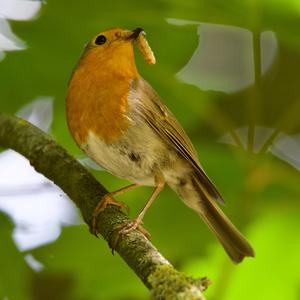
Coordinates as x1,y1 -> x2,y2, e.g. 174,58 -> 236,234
0,113 -> 209,299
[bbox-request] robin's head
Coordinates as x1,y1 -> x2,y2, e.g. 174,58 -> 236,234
76,28 -> 144,76
88,27 -> 144,50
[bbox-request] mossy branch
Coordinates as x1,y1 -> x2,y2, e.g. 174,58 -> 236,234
0,113 -> 209,299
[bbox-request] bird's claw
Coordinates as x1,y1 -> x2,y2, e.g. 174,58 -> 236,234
109,220 -> 151,252
91,194 -> 129,236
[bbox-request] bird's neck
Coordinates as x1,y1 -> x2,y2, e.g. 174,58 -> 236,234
80,42 -> 139,80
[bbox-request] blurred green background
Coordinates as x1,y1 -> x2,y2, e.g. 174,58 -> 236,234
1,0 -> 300,299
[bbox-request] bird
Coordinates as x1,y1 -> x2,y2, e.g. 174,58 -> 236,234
66,27 -> 255,263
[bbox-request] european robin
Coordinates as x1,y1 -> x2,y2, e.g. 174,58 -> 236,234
66,27 -> 255,263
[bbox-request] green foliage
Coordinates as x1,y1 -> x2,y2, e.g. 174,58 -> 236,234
29,225 -> 147,300
1,0 -> 300,299
0,213 -> 32,300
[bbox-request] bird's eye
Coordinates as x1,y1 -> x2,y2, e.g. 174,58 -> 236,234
94,35 -> 107,45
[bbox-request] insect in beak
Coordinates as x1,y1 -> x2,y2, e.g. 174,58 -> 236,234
129,27 -> 144,40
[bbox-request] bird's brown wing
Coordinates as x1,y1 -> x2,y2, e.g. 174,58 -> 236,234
131,78 -> 224,203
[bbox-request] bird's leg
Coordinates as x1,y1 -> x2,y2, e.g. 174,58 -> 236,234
117,173 -> 165,239
92,183 -> 140,235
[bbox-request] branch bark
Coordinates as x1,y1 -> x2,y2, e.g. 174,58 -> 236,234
0,113 -> 209,299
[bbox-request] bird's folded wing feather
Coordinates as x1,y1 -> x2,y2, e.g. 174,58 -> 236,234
131,78 -> 224,204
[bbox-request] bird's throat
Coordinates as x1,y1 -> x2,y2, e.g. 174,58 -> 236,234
66,45 -> 139,146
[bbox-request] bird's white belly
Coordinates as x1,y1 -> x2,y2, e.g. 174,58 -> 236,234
82,125 -> 171,186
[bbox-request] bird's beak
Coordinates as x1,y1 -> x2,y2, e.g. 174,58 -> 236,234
129,27 -> 144,40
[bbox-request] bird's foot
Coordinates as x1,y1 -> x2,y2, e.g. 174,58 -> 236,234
91,194 -> 128,236
118,219 -> 150,239
109,219 -> 151,252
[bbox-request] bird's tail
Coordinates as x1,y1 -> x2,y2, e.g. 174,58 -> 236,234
170,171 -> 255,263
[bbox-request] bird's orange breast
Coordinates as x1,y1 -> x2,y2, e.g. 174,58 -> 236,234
66,44 -> 139,146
